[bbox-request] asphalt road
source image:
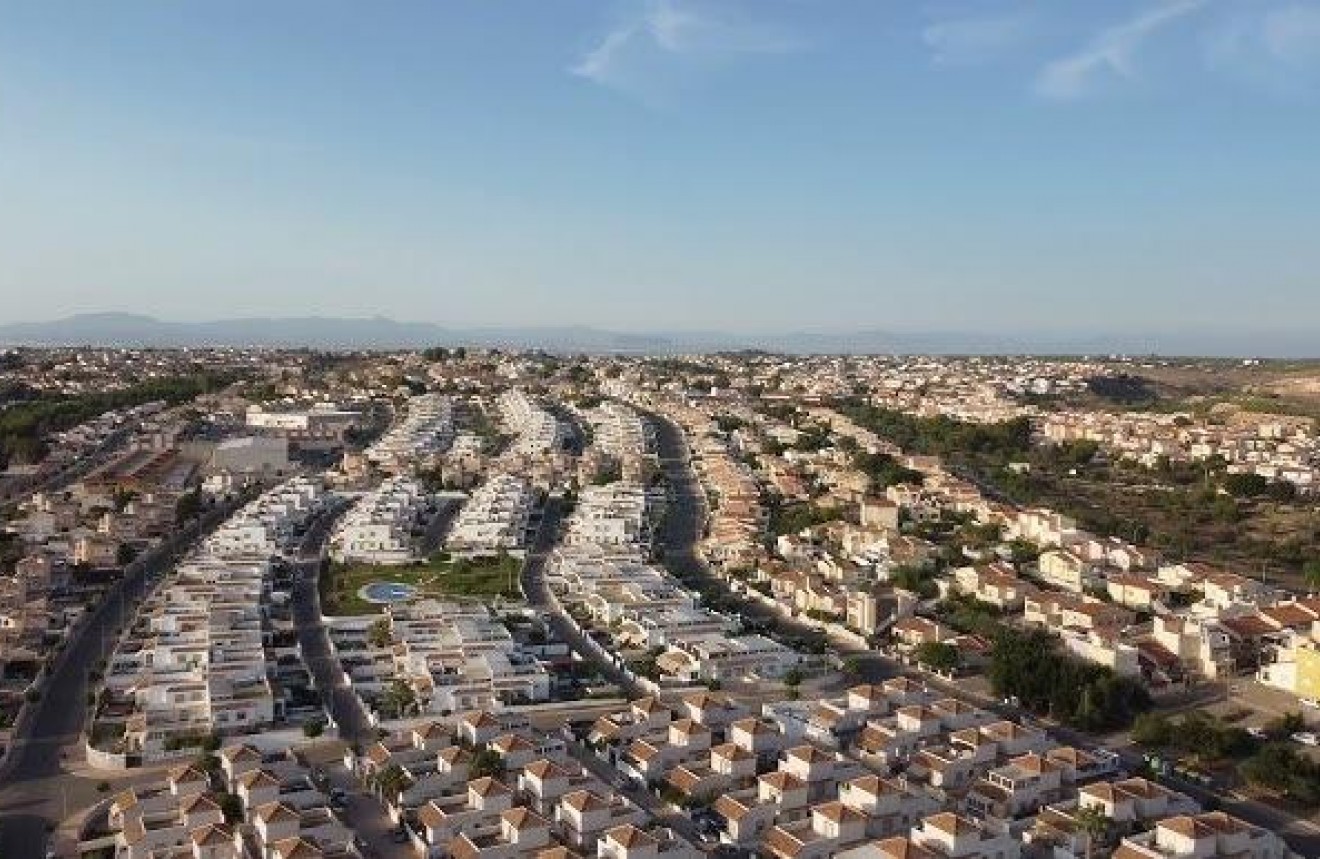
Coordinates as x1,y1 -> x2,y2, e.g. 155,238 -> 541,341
418,497 -> 461,556
640,407 -> 835,649
290,499 -> 376,746
290,496 -> 415,859
0,500 -> 238,859
519,497 -> 645,699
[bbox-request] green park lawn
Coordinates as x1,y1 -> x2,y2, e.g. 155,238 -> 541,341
320,552 -> 523,616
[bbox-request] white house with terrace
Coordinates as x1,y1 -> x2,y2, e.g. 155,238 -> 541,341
329,475 -> 431,565
447,473 -> 535,556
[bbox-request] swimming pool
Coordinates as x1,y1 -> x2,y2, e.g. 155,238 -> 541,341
359,581 -> 418,604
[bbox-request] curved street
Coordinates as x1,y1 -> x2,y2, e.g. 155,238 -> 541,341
519,496 -> 644,699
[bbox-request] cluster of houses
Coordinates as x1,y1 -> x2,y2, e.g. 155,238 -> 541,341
548,482 -> 803,687
104,742 -> 359,859
1041,410 -> 1319,493
356,708 -> 699,859
92,477 -> 332,764
328,600 -> 553,719
586,681 -> 1291,859
330,476 -> 433,566
562,483 -> 658,553
6,406 -> 208,572
578,402 -> 658,487
99,679 -> 1298,858
616,391 -> 1320,709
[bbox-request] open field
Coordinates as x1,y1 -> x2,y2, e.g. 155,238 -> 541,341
1105,361 -> 1320,421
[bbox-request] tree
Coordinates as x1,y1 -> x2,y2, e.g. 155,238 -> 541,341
303,718 -> 326,738
379,680 -> 418,719
988,628 -> 1150,731
470,749 -> 506,780
1304,560 -> 1320,593
783,668 -> 804,688
1131,713 -> 1173,748
367,618 -> 393,649
1074,804 -> 1111,859
913,642 -> 961,674
175,489 -> 203,525
373,763 -> 415,803
218,792 -> 244,823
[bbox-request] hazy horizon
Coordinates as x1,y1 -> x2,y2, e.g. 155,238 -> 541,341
1,310 -> 1318,358
1,1 -> 1318,332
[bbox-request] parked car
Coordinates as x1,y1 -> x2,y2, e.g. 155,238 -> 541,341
1291,731 -> 1319,746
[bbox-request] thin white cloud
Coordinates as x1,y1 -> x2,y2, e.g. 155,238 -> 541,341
1036,0 -> 1208,99
923,11 -> 1032,66
571,26 -> 640,83
571,0 -> 804,101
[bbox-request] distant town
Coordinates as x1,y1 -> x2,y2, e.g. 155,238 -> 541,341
3,346 -> 1320,859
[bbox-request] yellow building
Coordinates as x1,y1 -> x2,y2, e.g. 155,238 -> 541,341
1296,644 -> 1320,701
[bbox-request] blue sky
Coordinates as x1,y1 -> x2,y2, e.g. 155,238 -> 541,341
0,0 -> 1318,335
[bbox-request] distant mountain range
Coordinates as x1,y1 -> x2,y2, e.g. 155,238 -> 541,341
0,312 -> 1313,358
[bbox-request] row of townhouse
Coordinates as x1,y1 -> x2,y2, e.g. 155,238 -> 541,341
549,543 -> 801,685
339,599 -> 551,717
36,399 -> 167,475
102,555 -> 278,755
561,482 -> 660,554
95,478 -> 330,759
206,475 -> 329,559
364,393 -> 455,470
500,389 -> 568,457
0,554 -> 59,731
577,401 -> 658,486
329,475 -> 433,565
446,473 -> 536,556
246,400 -> 364,452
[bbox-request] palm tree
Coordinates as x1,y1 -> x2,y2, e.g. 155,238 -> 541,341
373,763 -> 414,804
